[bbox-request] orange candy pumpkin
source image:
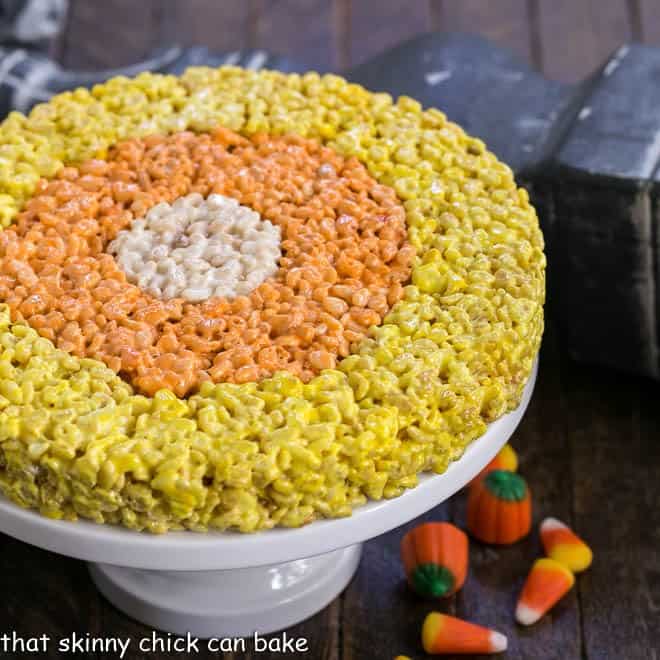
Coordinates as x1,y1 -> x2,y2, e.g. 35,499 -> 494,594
400,522 -> 468,598
467,470 -> 532,544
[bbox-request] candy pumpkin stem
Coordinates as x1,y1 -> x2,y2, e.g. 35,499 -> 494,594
484,469 -> 527,501
411,563 -> 455,598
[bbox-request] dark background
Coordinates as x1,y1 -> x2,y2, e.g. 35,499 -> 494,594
54,0 -> 659,82
1,2 -> 658,659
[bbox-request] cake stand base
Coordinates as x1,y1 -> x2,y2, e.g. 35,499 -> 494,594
89,543 -> 362,639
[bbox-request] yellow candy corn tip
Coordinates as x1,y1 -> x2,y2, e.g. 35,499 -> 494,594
422,612 -> 443,651
500,444 -> 518,471
394,656 -> 412,660
550,544 -> 593,572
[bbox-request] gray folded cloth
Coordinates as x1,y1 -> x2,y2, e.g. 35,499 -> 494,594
0,0 -> 302,117
0,0 -> 67,50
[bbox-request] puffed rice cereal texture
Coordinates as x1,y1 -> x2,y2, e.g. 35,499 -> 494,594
109,192 -> 282,302
0,67 -> 545,533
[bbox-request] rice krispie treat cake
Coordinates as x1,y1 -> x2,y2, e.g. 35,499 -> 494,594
0,68 -> 545,532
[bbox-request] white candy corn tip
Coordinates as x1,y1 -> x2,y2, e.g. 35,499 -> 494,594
540,517 -> 567,532
515,603 -> 541,626
490,631 -> 508,653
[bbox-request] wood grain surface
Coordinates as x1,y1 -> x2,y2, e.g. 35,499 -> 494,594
1,1 -> 658,659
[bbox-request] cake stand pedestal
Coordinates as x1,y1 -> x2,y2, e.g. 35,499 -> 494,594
89,545 -> 361,638
0,364 -> 536,639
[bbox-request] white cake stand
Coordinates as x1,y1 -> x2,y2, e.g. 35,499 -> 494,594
0,363 -> 536,638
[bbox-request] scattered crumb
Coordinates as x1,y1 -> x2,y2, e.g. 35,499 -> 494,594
424,70 -> 452,86
578,107 -> 592,121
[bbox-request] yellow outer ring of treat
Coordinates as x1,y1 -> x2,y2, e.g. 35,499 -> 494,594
0,67 -> 545,533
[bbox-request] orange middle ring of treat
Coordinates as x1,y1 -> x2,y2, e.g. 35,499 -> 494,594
0,128 -> 413,396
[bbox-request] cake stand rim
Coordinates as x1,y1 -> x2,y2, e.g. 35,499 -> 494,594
0,360 -> 537,570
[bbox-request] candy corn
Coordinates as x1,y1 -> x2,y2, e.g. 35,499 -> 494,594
472,443 -> 518,483
516,558 -> 575,625
540,517 -> 593,573
422,613 -> 507,655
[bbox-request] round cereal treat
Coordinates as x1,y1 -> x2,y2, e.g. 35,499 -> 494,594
0,67 -> 545,533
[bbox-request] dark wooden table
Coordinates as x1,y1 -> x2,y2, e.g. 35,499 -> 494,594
1,2 -> 659,659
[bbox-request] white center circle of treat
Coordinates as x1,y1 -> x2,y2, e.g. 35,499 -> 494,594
108,193 -> 281,302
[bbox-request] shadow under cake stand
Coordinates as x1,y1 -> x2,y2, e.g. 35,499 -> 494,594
0,363 -> 537,638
